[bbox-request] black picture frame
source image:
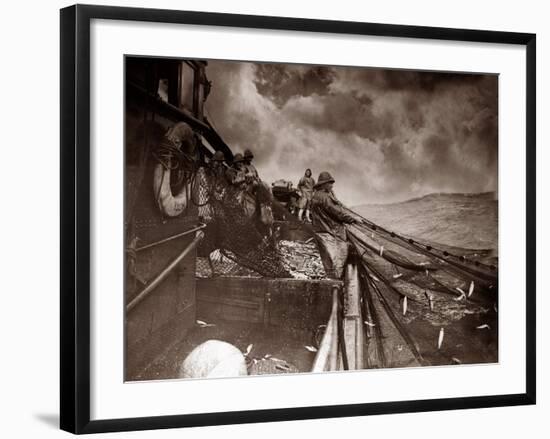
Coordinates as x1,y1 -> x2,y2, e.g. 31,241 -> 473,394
60,4 -> 536,434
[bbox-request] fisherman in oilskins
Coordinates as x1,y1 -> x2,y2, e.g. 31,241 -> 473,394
310,171 -> 357,279
297,168 -> 315,223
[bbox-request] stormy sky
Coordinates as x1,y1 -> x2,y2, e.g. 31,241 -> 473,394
203,60 -> 498,206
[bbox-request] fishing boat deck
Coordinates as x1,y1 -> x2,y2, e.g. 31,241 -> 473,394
127,272 -> 497,382
127,276 -> 339,381
131,320 -> 319,381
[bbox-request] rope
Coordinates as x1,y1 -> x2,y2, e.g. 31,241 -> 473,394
358,265 -> 387,368
346,206 -> 497,276
152,136 -> 207,215
364,263 -> 428,367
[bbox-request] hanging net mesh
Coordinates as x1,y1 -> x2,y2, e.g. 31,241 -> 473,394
191,164 -> 497,292
185,161 -> 498,369
192,166 -> 291,278
339,205 -> 498,368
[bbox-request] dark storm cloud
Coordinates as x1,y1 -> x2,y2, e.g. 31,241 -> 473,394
352,69 -> 486,93
283,92 -> 396,141
203,60 -> 498,205
253,64 -> 335,108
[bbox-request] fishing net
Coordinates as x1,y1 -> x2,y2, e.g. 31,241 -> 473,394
193,166 -> 291,278
196,252 -> 261,278
188,159 -> 498,369
339,206 -> 498,369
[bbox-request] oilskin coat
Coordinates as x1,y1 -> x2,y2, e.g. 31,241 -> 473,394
311,188 -> 356,279
225,165 -> 256,217
311,189 -> 355,239
297,175 -> 315,209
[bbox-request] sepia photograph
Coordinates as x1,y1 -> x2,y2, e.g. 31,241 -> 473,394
124,56 -> 498,382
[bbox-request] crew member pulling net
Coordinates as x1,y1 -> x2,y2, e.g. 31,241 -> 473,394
310,171 -> 498,369
146,119 -> 498,369
193,150 -> 290,278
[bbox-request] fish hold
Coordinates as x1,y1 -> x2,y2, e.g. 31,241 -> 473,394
179,340 -> 248,379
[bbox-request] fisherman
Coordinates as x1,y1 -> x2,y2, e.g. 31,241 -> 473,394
209,150 -> 226,178
225,153 -> 246,185
242,148 -> 261,202
297,168 -> 315,223
226,153 -> 256,217
207,150 -> 228,203
243,149 -> 275,229
311,171 -> 357,279
243,148 -> 259,183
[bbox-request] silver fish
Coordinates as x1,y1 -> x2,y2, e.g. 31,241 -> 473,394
453,292 -> 466,301
438,328 -> 445,350
425,292 -> 434,311
275,363 -> 291,371
468,281 -> 475,297
454,288 -> 466,301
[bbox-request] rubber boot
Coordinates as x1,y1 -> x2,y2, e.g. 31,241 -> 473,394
298,208 -> 304,221
306,209 -> 311,223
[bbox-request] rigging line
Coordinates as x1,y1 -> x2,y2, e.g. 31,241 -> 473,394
426,271 -> 490,304
364,262 -> 429,367
348,227 -> 432,272
358,232 -> 490,298
366,261 -> 415,303
373,244 -> 491,301
348,234 -> 418,302
397,233 -> 496,281
352,220 -> 496,282
349,231 -> 490,307
358,266 -> 387,368
420,255 -> 494,294
353,230 -> 473,301
347,207 -> 497,276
